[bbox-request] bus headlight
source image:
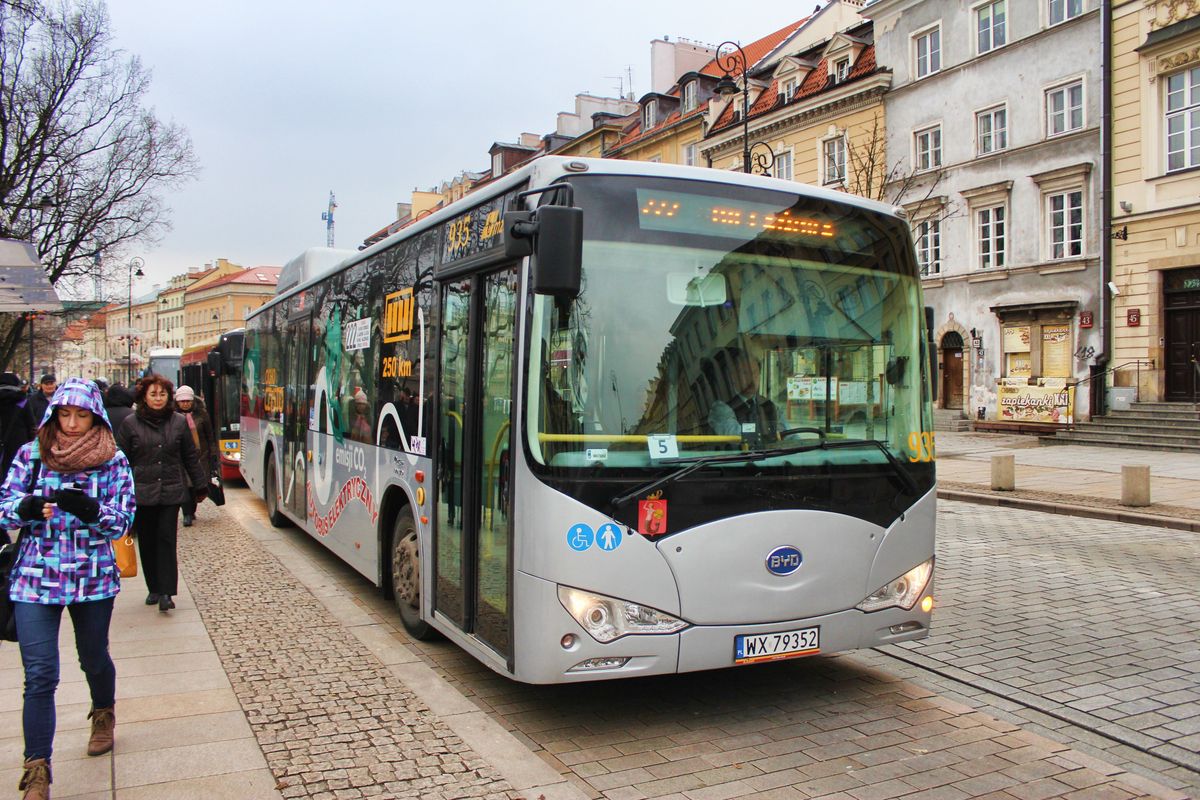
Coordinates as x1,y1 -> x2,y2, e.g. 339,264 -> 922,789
557,585 -> 688,643
856,558 -> 934,613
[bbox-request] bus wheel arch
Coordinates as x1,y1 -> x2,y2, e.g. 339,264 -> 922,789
263,446 -> 291,528
382,493 -> 436,641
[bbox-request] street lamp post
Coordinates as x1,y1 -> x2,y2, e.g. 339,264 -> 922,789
714,41 -> 776,177
21,310 -> 43,382
127,257 -> 144,384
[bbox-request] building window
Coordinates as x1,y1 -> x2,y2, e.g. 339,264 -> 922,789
834,57 -> 851,82
916,220 -> 942,275
1046,80 -> 1083,136
684,142 -> 697,167
914,125 -> 942,171
976,106 -> 1007,155
977,0 -> 1007,54
823,136 -> 846,185
682,82 -> 697,113
1048,189 -> 1083,259
1048,0 -> 1082,26
978,205 -> 1007,269
780,78 -> 797,101
1166,66 -> 1200,172
643,100 -> 657,131
775,150 -> 793,181
491,153 -> 503,178
915,26 -> 941,79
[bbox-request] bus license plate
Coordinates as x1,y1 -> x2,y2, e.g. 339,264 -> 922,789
734,627 -> 819,664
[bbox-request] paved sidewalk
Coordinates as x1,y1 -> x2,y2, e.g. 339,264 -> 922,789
0,562 -> 281,798
935,431 -> 1200,530
0,455 -> 1191,798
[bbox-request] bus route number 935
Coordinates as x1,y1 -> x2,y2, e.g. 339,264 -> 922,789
907,431 -> 936,463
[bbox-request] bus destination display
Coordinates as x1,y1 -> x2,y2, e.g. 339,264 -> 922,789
637,189 -> 835,240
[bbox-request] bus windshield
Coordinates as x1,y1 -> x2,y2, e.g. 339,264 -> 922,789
526,175 -> 932,481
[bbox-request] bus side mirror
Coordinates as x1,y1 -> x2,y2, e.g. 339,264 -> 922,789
504,206 -> 583,298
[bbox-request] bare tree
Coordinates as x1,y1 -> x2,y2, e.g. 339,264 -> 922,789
846,112 -> 954,217
0,0 -> 198,371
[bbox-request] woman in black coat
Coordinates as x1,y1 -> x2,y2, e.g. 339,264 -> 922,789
115,374 -> 207,612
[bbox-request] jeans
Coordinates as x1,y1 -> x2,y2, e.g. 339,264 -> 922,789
134,504 -> 181,596
14,598 -> 116,761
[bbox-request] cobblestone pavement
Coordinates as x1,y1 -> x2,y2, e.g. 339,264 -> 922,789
178,503 -> 520,799
220,486 -> 1190,800
886,501 -> 1200,783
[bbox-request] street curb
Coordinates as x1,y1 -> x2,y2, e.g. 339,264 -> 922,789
938,489 -> 1200,532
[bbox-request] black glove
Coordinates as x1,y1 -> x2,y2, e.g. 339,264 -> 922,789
53,489 -> 101,524
17,495 -> 47,522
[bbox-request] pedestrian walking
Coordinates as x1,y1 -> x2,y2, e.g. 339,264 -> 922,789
173,385 -> 216,527
24,375 -> 56,432
102,384 -> 135,435
115,375 -> 206,613
0,372 -> 34,483
0,378 -> 135,800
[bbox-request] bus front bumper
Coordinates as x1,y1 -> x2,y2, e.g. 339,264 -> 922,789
512,571 -> 932,684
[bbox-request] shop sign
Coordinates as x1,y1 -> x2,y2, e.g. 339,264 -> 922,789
998,385 -> 1075,425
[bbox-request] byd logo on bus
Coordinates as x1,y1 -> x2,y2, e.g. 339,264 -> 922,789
765,546 -> 803,576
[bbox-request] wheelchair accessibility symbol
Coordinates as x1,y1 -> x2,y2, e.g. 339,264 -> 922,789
567,523 -> 594,552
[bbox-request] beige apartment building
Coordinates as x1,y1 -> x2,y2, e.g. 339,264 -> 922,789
183,266 -> 280,350
1112,0 -> 1200,402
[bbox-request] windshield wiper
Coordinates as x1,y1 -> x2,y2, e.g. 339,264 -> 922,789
609,441 -> 826,510
608,436 -> 920,510
815,438 -> 920,496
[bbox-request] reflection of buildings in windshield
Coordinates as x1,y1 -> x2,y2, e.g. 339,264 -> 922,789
649,252 -> 907,442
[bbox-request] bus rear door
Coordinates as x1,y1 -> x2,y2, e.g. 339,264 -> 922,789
283,310 -> 311,521
434,267 -> 518,664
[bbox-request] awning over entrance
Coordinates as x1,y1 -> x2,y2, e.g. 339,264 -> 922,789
0,238 -> 61,312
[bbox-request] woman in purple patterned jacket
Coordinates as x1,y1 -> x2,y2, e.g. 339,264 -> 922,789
0,378 -> 135,800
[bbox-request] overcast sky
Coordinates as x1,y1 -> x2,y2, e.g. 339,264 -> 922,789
104,0 -> 816,292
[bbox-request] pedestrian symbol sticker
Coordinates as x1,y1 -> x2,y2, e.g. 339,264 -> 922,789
596,523 -> 622,551
567,523 -> 594,551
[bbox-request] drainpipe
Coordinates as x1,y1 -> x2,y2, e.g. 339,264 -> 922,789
1096,0 -> 1114,417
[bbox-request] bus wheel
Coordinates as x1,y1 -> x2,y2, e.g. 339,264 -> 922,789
264,457 -> 290,528
390,508 -> 435,640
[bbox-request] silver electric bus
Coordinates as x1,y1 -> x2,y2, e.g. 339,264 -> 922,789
240,157 -> 937,684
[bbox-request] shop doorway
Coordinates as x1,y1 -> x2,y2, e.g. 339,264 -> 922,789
940,331 -> 964,409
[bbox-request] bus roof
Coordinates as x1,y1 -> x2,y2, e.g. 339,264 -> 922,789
250,156 -> 909,319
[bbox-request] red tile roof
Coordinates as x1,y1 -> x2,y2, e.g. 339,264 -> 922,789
710,43 -> 879,133
701,18 -> 811,78
610,16 -> 812,153
187,266 -> 281,293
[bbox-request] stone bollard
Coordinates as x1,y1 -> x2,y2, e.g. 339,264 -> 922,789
991,454 -> 1015,491
1121,465 -> 1151,507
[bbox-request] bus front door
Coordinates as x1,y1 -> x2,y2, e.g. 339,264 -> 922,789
434,268 -> 516,664
282,312 -> 311,521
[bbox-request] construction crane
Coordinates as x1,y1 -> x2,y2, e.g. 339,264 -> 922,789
321,191 -> 337,247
